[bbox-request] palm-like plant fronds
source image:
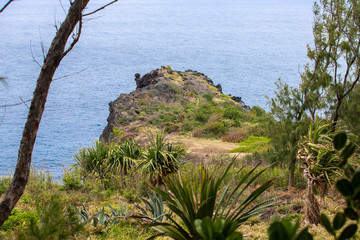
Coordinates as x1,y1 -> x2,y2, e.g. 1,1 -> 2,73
107,140 -> 142,173
149,161 -> 276,239
74,139 -> 110,178
138,132 -> 187,185
298,117 -> 344,224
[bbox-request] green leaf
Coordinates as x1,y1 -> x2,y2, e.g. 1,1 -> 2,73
320,214 -> 335,236
338,224 -> 358,240
267,221 -> 290,240
334,132 -> 347,150
336,179 -> 354,196
333,213 -> 346,231
340,143 -> 356,161
295,228 -> 313,240
351,172 -> 360,188
344,208 -> 359,220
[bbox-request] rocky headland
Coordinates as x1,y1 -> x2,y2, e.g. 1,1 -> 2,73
101,66 -> 249,142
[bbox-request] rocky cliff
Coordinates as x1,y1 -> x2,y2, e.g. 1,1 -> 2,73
101,66 -> 249,142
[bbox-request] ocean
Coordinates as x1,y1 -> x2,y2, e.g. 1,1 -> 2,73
0,0 -> 314,180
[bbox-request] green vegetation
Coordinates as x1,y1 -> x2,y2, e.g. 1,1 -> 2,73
149,161 -> 275,239
230,136 -> 270,153
2,0 -> 360,239
73,132 -> 186,190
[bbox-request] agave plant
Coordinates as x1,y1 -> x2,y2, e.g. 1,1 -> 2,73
195,217 -> 243,240
135,191 -> 169,222
138,132 -> 187,186
72,203 -> 92,224
72,202 -> 128,227
148,161 -> 276,239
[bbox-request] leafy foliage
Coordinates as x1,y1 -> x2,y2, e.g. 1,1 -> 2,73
72,202 -> 128,227
267,218 -> 313,240
195,217 -> 243,240
135,191 -> 169,222
138,132 -> 187,185
149,161 -> 276,239
17,194 -> 83,240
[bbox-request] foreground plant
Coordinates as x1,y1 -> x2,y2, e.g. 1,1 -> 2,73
267,217 -> 313,240
17,194 -> 83,240
268,131 -> 359,239
149,161 -> 276,239
195,217 -> 243,240
135,191 -> 169,222
297,118 -> 345,224
138,132 -> 187,186
72,202 -> 128,227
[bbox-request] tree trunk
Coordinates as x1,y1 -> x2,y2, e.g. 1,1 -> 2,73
304,177 -> 320,225
288,157 -> 296,188
0,0 -> 90,228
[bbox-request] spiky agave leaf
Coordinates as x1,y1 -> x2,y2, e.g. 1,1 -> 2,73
150,160 -> 276,239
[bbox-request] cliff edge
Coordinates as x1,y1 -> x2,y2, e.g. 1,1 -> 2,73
101,66 -> 249,142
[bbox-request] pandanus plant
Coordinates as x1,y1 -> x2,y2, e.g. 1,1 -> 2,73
148,161 -> 276,239
297,117 -> 355,224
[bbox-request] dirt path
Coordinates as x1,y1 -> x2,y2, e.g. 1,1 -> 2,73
168,135 -> 247,160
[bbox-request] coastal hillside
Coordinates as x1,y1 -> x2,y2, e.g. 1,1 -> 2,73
100,66 -> 265,143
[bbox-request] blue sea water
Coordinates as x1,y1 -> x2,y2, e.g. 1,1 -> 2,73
0,0 -> 314,180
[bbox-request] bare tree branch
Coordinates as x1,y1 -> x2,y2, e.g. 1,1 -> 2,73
19,97 -> 29,109
0,100 -> 31,108
0,67 -> 87,109
30,42 -> 42,68
53,67 -> 87,80
0,0 -> 14,13
83,0 -> 118,16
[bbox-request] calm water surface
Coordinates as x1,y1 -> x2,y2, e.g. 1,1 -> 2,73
0,0 -> 314,179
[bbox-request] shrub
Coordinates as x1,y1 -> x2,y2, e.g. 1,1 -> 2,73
74,139 -> 110,178
203,93 -> 214,102
194,103 -> 219,123
193,121 -> 227,138
138,132 -> 187,186
1,209 -> 39,232
61,167 -> 83,190
222,128 -> 249,143
223,105 -> 244,120
0,177 -> 11,196
17,193 -> 83,240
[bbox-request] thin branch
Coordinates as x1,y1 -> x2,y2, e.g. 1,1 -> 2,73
343,56 -> 356,86
0,0 -> 14,13
19,97 -> 30,109
344,72 -> 360,97
0,67 -> 87,108
30,42 -> 43,68
53,67 -> 87,80
0,100 -> 31,108
59,0 -> 67,15
83,0 -> 118,16
61,14 -> 82,57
